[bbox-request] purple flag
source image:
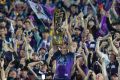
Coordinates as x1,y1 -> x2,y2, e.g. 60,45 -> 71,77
45,5 -> 55,16
97,16 -> 109,37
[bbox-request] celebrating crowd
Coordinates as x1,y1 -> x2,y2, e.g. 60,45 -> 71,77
0,0 -> 120,80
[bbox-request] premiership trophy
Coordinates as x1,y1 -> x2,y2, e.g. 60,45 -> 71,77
53,2 -> 65,45
0,0 -> 6,5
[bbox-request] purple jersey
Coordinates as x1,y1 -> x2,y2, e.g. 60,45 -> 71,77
53,52 -> 74,80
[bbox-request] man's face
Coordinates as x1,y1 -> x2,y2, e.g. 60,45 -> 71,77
111,75 -> 118,80
96,73 -> 104,80
114,32 -> 120,38
9,71 -> 17,78
25,22 -> 30,28
32,54 -> 39,61
0,27 -> 5,35
39,49 -> 46,56
15,3 -> 25,11
114,41 -> 119,48
109,52 -> 116,62
42,32 -> 49,39
88,20 -> 95,28
72,42 -> 77,52
75,29 -> 81,35
20,58 -> 26,66
16,29 -> 23,38
77,57 -> 84,66
0,22 -> 7,35
41,64 -> 48,73
85,29 -> 90,35
21,70 -> 28,78
20,50 -> 25,58
60,44 -> 68,54
26,36 -> 32,43
17,20 -> 23,26
71,6 -> 76,14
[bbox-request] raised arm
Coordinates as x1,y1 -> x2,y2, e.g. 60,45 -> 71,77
76,58 -> 86,79
27,61 -> 43,79
117,57 -> 120,80
101,58 -> 109,80
27,66 -> 38,79
32,28 -> 42,48
0,59 -> 6,80
84,70 -> 96,80
83,42 -> 89,55
29,19 -> 35,29
81,50 -> 87,66
2,38 -> 14,52
78,47 -> 87,66
80,12 -> 86,30
52,60 -> 56,73
28,61 -> 43,67
46,48 -> 54,65
88,0 -> 97,15
95,60 -> 108,80
111,0 -> 119,18
64,12 -> 73,52
95,37 -> 104,58
108,36 -> 118,55
5,61 -> 14,78
23,35 -> 30,59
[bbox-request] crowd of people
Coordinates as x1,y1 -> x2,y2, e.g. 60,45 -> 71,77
0,0 -> 120,80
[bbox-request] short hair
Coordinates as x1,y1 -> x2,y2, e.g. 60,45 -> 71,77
21,66 -> 28,71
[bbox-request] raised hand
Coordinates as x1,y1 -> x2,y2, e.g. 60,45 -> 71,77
95,61 -> 102,68
49,48 -> 54,57
86,13 -> 92,22
64,11 -> 69,31
97,37 -> 103,41
76,58 -> 80,68
83,42 -> 87,48
0,58 -> 4,68
87,70 -> 93,76
8,60 -> 15,68
108,35 -> 112,42
80,12 -> 84,18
